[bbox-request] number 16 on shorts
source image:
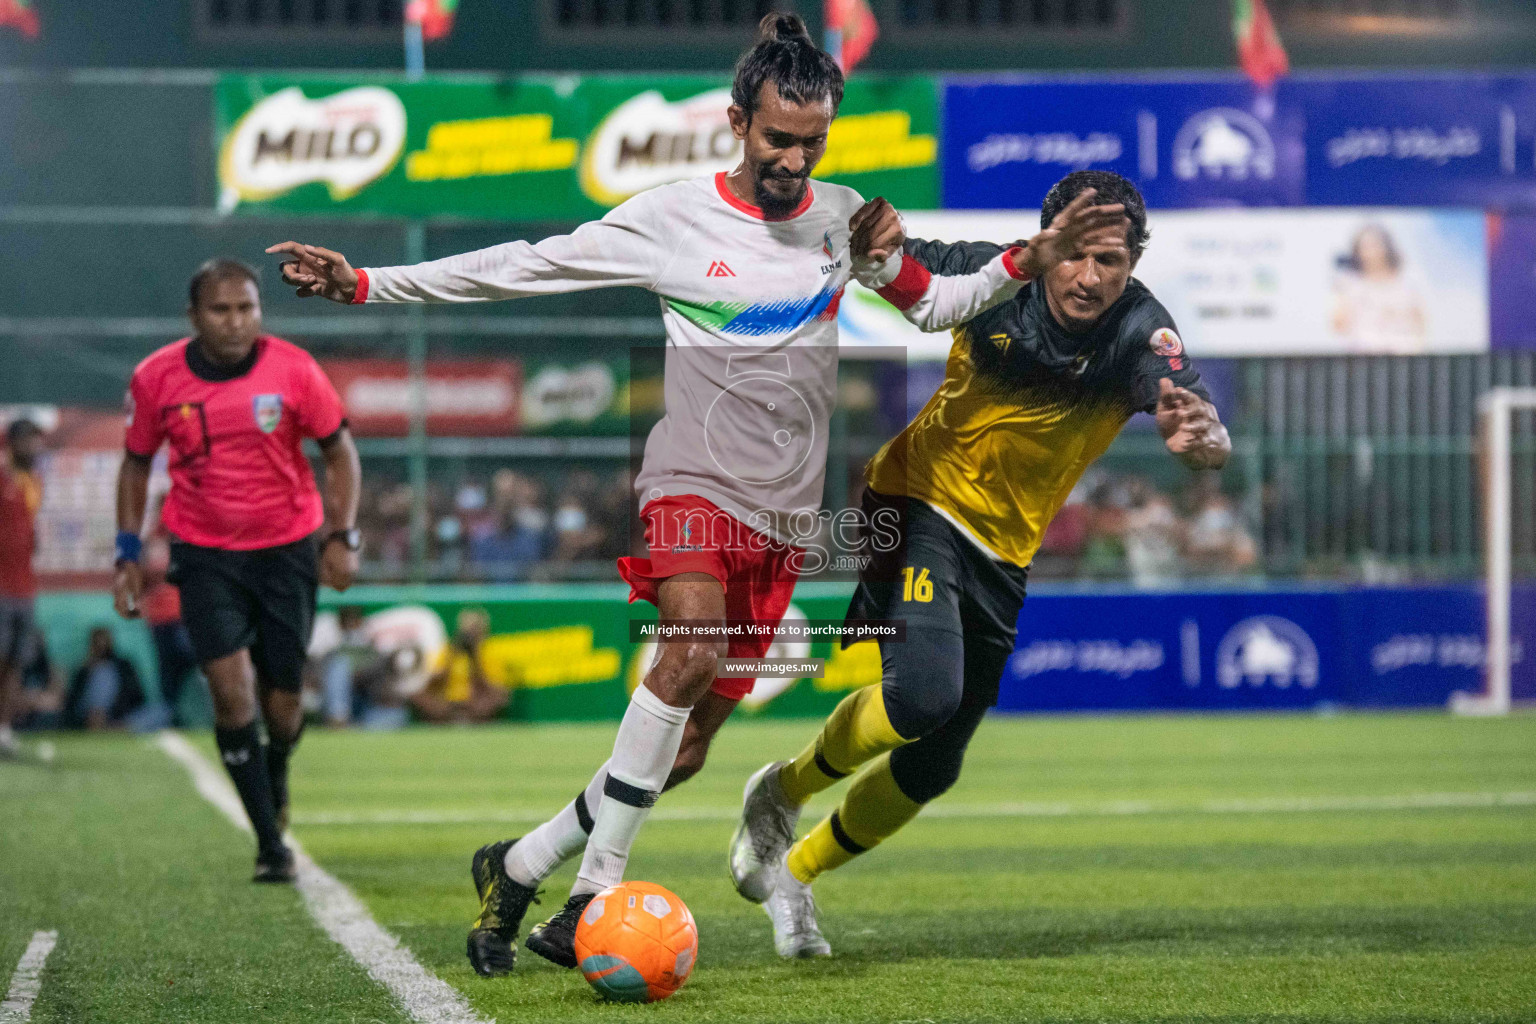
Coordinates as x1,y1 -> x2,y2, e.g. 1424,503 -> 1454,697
902,567 -> 933,603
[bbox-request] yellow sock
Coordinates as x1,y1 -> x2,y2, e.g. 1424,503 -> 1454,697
786,754 -> 923,884
778,685 -> 908,806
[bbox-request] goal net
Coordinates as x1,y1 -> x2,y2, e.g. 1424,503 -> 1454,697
1452,387 -> 1536,716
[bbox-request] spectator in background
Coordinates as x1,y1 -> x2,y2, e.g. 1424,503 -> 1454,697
356,645 -> 423,731
547,472 -> 606,568
1034,478 -> 1093,579
15,627 -> 64,732
66,627 -> 145,731
319,605 -> 382,728
410,608 -> 508,724
0,418 -> 44,759
596,468 -> 640,562
139,532 -> 200,728
431,479 -> 490,579
469,471 -> 549,581
1184,477 -> 1258,576
1122,477 -> 1184,587
372,483 -> 416,573
455,479 -> 493,532
1079,478 -> 1129,579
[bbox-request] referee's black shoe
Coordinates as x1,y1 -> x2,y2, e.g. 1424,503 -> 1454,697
253,845 -> 297,884
524,892 -> 594,969
467,838 -> 539,978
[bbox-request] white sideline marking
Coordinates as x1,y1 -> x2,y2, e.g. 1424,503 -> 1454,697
291,789 -> 1536,828
155,732 -> 491,1024
1,930 -> 58,1023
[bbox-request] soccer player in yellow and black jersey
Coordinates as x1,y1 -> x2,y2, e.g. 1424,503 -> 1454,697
729,170 -> 1232,957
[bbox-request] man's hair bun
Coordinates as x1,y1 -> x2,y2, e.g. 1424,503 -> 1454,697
756,12 -> 812,45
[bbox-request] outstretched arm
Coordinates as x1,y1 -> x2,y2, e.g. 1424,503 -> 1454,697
1156,378 -> 1230,470
847,198 -> 1024,331
851,190 -> 1131,332
268,195 -> 668,305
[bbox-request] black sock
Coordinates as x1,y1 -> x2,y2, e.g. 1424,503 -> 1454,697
266,722 -> 303,822
215,721 -> 285,859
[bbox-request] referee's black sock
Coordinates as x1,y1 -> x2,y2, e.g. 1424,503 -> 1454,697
215,721 -> 285,859
266,722 -> 303,827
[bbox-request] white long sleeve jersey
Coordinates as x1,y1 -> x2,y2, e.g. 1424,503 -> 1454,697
357,172 -> 1026,538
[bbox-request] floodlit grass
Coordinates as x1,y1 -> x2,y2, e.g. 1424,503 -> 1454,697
4,711 -> 1535,1022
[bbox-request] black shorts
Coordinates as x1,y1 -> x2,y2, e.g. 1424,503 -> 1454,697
846,489 -> 1029,656
167,537 -> 318,692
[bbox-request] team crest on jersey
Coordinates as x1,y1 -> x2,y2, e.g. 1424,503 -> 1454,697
672,520 -> 702,553
1149,327 -> 1184,358
252,394 -> 283,433
822,230 -> 835,259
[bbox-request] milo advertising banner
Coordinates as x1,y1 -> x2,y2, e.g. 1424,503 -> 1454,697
215,74 -> 938,219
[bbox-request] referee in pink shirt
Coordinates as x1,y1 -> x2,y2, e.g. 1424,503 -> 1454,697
113,259 -> 362,882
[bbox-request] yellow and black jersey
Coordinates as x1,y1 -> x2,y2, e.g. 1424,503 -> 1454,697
866,236 -> 1208,569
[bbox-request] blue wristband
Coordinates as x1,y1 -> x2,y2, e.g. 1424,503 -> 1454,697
115,531 -> 142,564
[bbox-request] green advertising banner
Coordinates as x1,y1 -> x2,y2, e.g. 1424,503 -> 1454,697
517,354 -> 638,437
318,582 -> 874,722
215,74 -> 938,220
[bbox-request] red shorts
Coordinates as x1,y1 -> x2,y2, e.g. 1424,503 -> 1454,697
617,495 -> 803,701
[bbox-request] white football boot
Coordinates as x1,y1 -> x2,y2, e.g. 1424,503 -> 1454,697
729,760 -> 801,903
762,851 -> 832,958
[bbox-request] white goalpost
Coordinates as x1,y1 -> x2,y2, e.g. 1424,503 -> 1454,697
1451,386 -> 1536,717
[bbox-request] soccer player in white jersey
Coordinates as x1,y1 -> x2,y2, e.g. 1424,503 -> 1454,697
269,12 -> 1129,979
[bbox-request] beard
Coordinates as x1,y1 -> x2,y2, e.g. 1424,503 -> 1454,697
753,169 -> 809,218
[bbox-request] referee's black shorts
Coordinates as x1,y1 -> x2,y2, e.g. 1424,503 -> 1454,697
167,537 -> 319,691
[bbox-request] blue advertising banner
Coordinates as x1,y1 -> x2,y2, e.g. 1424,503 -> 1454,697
998,585 -> 1532,713
942,73 -> 1536,211
1303,74 -> 1536,209
943,78 -> 1306,210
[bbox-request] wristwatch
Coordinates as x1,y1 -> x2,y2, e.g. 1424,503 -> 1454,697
326,528 -> 362,553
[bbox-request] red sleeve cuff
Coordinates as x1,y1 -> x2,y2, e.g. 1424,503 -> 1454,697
351,268 -> 370,305
1001,247 -> 1032,282
875,255 -> 932,312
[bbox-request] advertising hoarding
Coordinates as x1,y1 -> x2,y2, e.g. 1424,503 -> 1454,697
1133,207 -> 1489,356
849,208 -> 1489,357
322,359 -> 520,436
1000,585 -> 1531,713
942,73 -> 1536,211
216,74 -> 938,220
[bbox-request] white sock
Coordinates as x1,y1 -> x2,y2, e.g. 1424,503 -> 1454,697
504,761 -> 609,887
572,685 -> 691,896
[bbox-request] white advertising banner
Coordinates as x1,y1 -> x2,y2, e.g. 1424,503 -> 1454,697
839,208 -> 1489,358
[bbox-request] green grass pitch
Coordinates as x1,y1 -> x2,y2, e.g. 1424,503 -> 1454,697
4,711 -> 1535,1023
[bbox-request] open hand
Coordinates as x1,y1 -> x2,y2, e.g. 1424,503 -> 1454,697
1019,188 -> 1132,280
1156,378 -> 1227,469
849,197 -> 905,262
266,242 -> 361,303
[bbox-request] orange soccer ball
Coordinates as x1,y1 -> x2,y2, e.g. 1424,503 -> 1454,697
574,881 -> 698,1003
